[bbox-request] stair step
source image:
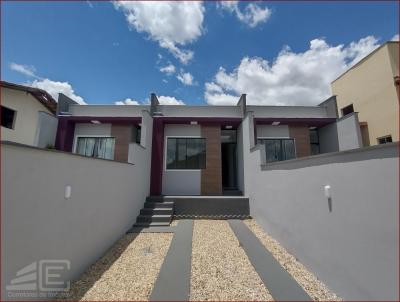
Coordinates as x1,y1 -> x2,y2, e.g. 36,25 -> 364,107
141,208 -> 173,215
134,221 -> 171,227
144,201 -> 174,209
136,215 -> 172,223
146,196 -> 166,203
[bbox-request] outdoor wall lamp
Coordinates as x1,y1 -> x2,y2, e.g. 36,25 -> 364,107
324,185 -> 332,212
65,185 -> 72,199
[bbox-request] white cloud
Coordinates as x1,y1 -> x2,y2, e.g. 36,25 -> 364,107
114,1 -> 204,64
160,64 -> 176,75
218,1 -> 271,28
30,79 -> 86,105
115,98 -> 140,105
9,62 -> 41,78
177,70 -> 194,85
205,36 -> 380,106
158,95 -> 185,105
391,34 -> 399,41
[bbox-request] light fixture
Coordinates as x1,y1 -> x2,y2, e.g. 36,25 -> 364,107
324,185 -> 331,199
271,121 -> 280,126
91,120 -> 101,124
190,121 -> 198,125
65,185 -> 72,199
225,125 -> 233,129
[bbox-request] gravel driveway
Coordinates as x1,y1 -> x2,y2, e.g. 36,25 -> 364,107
190,220 -> 273,301
59,232 -> 173,301
58,219 -> 340,301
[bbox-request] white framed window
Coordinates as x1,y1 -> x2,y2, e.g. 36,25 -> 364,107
75,136 -> 115,160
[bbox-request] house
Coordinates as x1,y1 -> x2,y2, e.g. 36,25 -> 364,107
55,93 -> 361,196
0,81 -> 58,148
331,41 -> 399,146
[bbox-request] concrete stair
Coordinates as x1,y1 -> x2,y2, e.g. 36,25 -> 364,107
133,197 -> 174,227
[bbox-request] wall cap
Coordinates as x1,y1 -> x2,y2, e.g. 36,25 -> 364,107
1,140 -> 135,166
261,142 -> 399,170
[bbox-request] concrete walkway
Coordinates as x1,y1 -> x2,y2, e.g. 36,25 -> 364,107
150,220 -> 194,301
229,220 -> 312,301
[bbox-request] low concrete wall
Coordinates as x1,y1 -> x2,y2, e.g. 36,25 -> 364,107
336,112 -> 363,151
245,138 -> 398,300
162,196 -> 250,218
1,139 -> 151,300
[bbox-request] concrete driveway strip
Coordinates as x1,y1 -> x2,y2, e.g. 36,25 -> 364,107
150,220 -> 194,301
228,220 -> 312,301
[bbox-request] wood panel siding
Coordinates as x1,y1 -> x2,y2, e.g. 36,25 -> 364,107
111,124 -> 131,162
289,125 -> 311,158
201,125 -> 222,195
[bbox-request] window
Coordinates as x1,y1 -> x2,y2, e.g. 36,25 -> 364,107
258,138 -> 296,163
131,126 -> 141,144
309,129 -> 320,155
76,137 -> 115,160
377,135 -> 392,145
1,106 -> 16,129
166,138 -> 206,169
341,104 -> 354,117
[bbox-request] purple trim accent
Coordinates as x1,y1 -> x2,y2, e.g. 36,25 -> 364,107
55,119 -> 75,152
58,116 -> 142,124
149,116 -> 242,195
159,117 -> 242,126
150,118 -> 165,195
254,117 -> 336,127
55,116 -> 142,153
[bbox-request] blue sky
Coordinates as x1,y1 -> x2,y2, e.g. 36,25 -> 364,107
1,1 -> 398,106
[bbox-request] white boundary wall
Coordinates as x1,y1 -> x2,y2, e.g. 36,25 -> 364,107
240,112 -> 398,300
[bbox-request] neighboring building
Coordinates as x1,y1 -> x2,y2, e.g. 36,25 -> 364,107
55,93 -> 361,196
1,81 -> 58,148
331,41 -> 399,147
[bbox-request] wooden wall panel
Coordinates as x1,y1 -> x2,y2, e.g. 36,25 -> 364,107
111,124 -> 131,162
201,125 -> 222,195
289,125 -> 311,158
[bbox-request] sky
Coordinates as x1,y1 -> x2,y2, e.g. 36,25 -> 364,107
1,1 -> 399,106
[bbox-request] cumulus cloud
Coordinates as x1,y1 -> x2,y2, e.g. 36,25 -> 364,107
160,64 -> 176,75
177,70 -> 194,85
10,62 -> 86,104
9,62 -> 41,79
114,1 -> 204,64
158,95 -> 185,105
205,36 -> 380,106
392,34 -> 399,41
218,1 -> 271,28
115,98 -> 140,105
30,79 -> 86,105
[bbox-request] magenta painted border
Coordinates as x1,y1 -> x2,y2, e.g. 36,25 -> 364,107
149,117 -> 243,195
55,116 -> 142,152
254,117 -> 336,126
58,116 -> 142,124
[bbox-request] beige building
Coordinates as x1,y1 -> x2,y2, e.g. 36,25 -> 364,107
331,41 -> 399,146
1,81 -> 58,147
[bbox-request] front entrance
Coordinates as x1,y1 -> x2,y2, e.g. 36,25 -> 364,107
221,129 -> 237,192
